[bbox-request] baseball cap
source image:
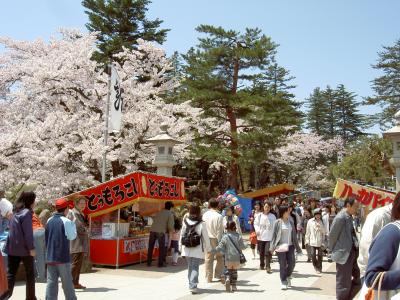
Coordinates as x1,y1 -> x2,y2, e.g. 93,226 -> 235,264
55,198 -> 69,210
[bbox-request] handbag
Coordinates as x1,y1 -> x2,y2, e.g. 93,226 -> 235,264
228,235 -> 247,265
275,243 -> 289,253
275,220 -> 290,253
365,272 -> 385,300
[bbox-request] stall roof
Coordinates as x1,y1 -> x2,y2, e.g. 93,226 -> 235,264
240,183 -> 296,199
64,171 -> 187,218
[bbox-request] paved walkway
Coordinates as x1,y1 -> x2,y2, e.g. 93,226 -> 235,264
12,247 -> 337,300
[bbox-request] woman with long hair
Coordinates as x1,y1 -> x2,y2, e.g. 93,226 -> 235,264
270,205 -> 302,290
180,203 -> 211,295
3,191 -> 37,300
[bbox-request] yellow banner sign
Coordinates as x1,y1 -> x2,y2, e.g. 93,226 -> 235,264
333,179 -> 395,209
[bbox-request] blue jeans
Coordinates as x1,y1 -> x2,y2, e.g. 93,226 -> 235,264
33,229 -> 46,282
277,245 -> 295,284
186,257 -> 202,289
46,263 -> 77,300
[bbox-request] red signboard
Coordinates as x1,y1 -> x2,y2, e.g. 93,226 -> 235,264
333,179 -> 395,209
65,171 -> 186,217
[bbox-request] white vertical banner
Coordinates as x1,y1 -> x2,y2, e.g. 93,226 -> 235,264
108,65 -> 123,132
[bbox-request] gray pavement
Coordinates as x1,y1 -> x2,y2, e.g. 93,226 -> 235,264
12,247 -> 337,300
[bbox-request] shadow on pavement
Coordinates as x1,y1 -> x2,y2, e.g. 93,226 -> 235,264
197,288 -> 265,294
95,258 -> 188,274
291,271 -> 319,278
77,287 -> 118,293
290,286 -> 322,292
240,267 -> 258,271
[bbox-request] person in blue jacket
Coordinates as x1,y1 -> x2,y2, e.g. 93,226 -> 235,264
45,198 -> 77,300
3,191 -> 37,300
364,194 -> 400,294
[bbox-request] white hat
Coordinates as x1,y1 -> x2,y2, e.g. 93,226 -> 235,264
0,198 -> 13,217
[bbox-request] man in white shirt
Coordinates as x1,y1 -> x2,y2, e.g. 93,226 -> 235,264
202,198 -> 224,283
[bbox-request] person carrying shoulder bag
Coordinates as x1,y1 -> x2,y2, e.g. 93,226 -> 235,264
270,205 -> 302,291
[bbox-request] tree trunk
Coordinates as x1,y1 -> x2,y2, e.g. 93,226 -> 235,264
227,104 -> 239,191
226,56 -> 240,191
238,165 -> 245,192
249,165 -> 256,189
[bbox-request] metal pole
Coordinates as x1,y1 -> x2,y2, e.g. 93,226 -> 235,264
88,216 -> 92,260
116,208 -> 120,269
101,63 -> 112,183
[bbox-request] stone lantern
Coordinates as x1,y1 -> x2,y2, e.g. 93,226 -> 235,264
146,124 -> 181,176
383,111 -> 400,192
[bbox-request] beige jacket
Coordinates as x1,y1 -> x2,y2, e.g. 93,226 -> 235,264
202,209 -> 224,240
305,218 -> 326,247
68,208 -> 88,254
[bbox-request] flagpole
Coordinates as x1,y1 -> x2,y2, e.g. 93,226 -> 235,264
102,62 -> 112,183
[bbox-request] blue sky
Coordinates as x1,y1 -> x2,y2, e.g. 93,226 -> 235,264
1,0 -> 400,133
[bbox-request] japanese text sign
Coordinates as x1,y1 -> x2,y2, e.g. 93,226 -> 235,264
333,179 -> 395,209
65,172 -> 186,217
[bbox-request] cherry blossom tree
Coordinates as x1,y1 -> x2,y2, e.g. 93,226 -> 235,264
0,29 -> 202,201
271,132 -> 344,189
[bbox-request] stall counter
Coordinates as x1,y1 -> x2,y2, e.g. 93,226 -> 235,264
90,235 -> 159,267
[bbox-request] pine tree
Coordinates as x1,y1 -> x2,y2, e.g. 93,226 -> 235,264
82,0 -> 169,64
365,39 -> 400,129
307,85 -> 364,143
334,84 -> 364,143
323,86 -> 337,139
306,87 -> 329,136
262,57 -> 296,98
181,25 -> 302,190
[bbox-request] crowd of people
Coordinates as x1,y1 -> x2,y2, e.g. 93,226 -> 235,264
2,188 -> 400,299
177,194 -> 400,300
148,195 -> 337,294
0,191 -> 88,300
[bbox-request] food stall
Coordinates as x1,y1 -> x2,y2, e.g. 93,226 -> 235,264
66,171 -> 186,267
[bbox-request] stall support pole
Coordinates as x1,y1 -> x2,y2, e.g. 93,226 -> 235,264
88,216 -> 92,259
101,63 -> 112,183
116,208 -> 120,269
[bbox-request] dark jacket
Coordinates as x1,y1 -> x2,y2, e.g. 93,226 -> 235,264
5,208 -> 34,256
45,213 -> 77,264
329,210 -> 356,265
365,221 -> 400,290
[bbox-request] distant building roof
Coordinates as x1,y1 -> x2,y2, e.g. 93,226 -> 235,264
240,183 -> 296,199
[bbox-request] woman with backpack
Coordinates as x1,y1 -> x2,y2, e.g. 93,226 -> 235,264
180,203 -> 211,295
212,220 -> 246,292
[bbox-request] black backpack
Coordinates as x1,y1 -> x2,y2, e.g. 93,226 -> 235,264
181,219 -> 202,247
